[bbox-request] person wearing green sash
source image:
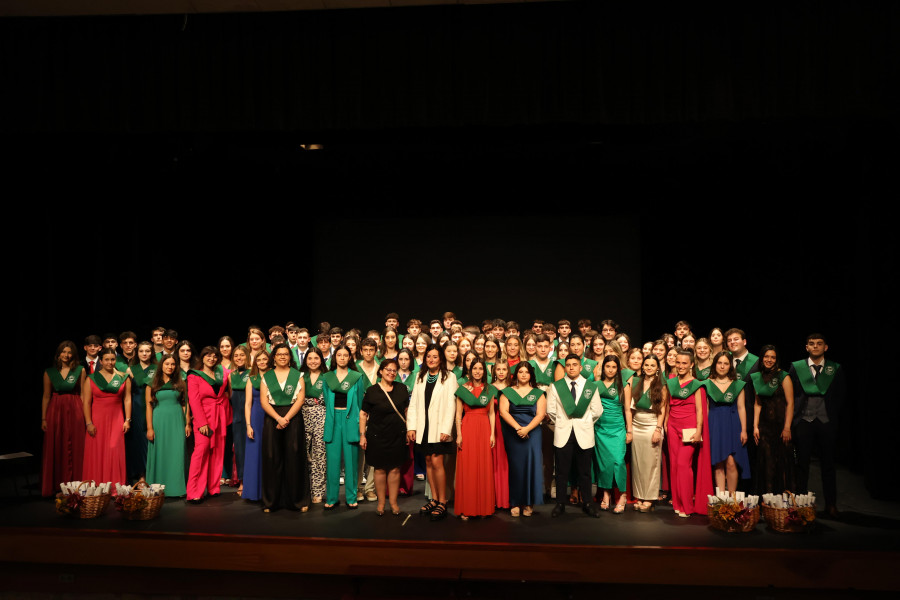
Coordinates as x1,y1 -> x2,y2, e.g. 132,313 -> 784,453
322,344 -> 366,509
41,341 -> 86,496
500,362 -> 546,517
453,360 -> 498,519
593,356 -> 633,513
789,334 -> 845,518
246,327 -> 267,366
378,326 -> 401,362
704,351 -> 750,494
82,348 -> 132,487
726,328 -> 759,381
258,343 -> 309,512
665,350 -> 713,517
117,331 -> 137,373
553,334 -> 597,383
528,334 -> 557,500
623,347 -> 644,385
445,343 -> 463,381
301,348 -> 328,504
395,348 -> 422,490
693,338 -> 714,381
752,345 -> 796,497
228,346 -> 251,497
145,355 -> 188,497
625,354 -> 668,512
546,355 -> 603,518
186,346 -> 229,502
356,338 -> 379,503
125,341 -> 157,483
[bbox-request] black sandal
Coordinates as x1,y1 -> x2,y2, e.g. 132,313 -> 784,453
430,501 -> 448,521
420,498 -> 438,516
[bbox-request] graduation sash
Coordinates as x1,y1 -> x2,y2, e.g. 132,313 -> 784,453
581,357 -> 598,380
792,359 -> 840,396
666,377 -> 703,401
130,364 -> 155,389
322,370 -> 362,394
529,359 -> 555,386
750,371 -> 789,398
635,387 -> 653,411
734,353 -> 759,380
250,374 -> 262,391
399,371 -> 416,394
696,366 -> 711,381
91,370 -> 126,393
230,369 -> 250,390
596,379 -> 620,401
264,368 -> 302,406
115,357 -> 130,373
621,368 -> 636,384
704,379 -> 746,404
501,386 -> 540,407
303,372 -> 325,399
47,366 -> 83,393
190,369 -> 223,393
553,379 -> 597,419
456,384 -> 498,408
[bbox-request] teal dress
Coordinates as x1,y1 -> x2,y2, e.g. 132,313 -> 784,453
146,384 -> 187,497
593,379 -> 627,489
126,364 -> 156,481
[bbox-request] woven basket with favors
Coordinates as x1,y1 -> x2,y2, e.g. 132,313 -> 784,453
760,491 -> 816,533
706,488 -> 760,533
114,481 -> 166,520
55,481 -> 112,519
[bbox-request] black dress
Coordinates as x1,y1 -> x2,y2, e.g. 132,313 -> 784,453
753,378 -> 797,494
362,383 -> 410,470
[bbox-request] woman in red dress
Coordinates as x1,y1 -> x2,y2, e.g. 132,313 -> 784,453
453,360 -> 496,519
41,341 -> 86,495
82,348 -> 131,487
665,349 -> 713,517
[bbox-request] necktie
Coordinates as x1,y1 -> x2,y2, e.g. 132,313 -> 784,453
570,381 -> 577,400
734,358 -> 742,371
88,360 -> 95,374
813,364 -> 822,380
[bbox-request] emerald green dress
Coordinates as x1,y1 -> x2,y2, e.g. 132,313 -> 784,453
593,379 -> 627,490
146,384 -> 187,497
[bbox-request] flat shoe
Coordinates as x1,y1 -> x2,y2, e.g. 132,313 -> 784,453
366,493 -> 378,502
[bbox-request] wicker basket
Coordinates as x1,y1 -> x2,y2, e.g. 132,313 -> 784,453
55,481 -> 111,519
707,503 -> 760,533
760,491 -> 816,533
117,481 -> 165,520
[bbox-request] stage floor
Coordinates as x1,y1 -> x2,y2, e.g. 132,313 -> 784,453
2,463 -> 899,593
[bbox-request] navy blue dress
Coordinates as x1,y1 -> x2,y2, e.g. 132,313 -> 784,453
501,402 -> 544,506
242,385 -> 266,501
708,400 -> 751,478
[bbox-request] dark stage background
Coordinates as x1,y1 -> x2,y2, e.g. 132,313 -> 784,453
2,1 -> 894,499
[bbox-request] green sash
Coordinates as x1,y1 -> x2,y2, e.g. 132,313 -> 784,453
263,368 -> 303,406
322,370 -> 362,394
735,353 -> 759,381
451,366 -> 463,379
581,357 -> 597,381
400,372 -> 416,394
115,357 -> 130,372
303,373 -> 325,399
704,379 -> 746,404
501,386 -> 540,407
130,364 -> 155,389
456,384 -> 498,408
635,387 -> 653,411
529,359 -> 555,385
696,366 -> 712,380
596,379 -> 620,400
553,379 -> 597,419
750,371 -> 789,398
621,368 -> 636,384
666,377 -> 704,401
91,370 -> 126,393
190,369 -> 223,392
230,369 -> 250,390
791,359 -> 840,396
46,366 -> 83,393
250,374 -> 262,391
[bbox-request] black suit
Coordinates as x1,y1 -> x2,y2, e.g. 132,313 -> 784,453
789,360 -> 847,508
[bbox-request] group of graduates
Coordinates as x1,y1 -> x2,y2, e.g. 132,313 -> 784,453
40,313 -> 845,520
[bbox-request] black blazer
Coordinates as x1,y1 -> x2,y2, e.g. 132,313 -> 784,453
789,359 -> 847,425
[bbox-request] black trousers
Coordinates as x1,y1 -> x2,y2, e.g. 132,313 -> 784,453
262,405 -> 310,510
793,418 -> 837,507
554,431 -> 592,505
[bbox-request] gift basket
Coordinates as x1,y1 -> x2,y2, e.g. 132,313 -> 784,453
706,488 -> 760,533
114,482 -> 166,520
760,491 -> 816,532
55,481 -> 112,519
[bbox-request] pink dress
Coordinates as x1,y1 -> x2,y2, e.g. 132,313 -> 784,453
666,380 -> 713,515
82,374 -> 127,488
187,372 -> 230,499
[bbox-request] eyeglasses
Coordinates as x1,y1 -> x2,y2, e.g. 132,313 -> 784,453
382,368 -> 397,374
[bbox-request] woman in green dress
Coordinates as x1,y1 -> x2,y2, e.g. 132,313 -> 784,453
126,341 -> 157,483
594,355 -> 633,513
145,355 -> 188,497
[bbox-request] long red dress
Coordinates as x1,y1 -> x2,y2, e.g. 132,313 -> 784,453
41,367 -> 86,496
454,385 -> 496,517
492,396 -> 510,509
81,373 -> 127,487
666,380 -> 713,515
